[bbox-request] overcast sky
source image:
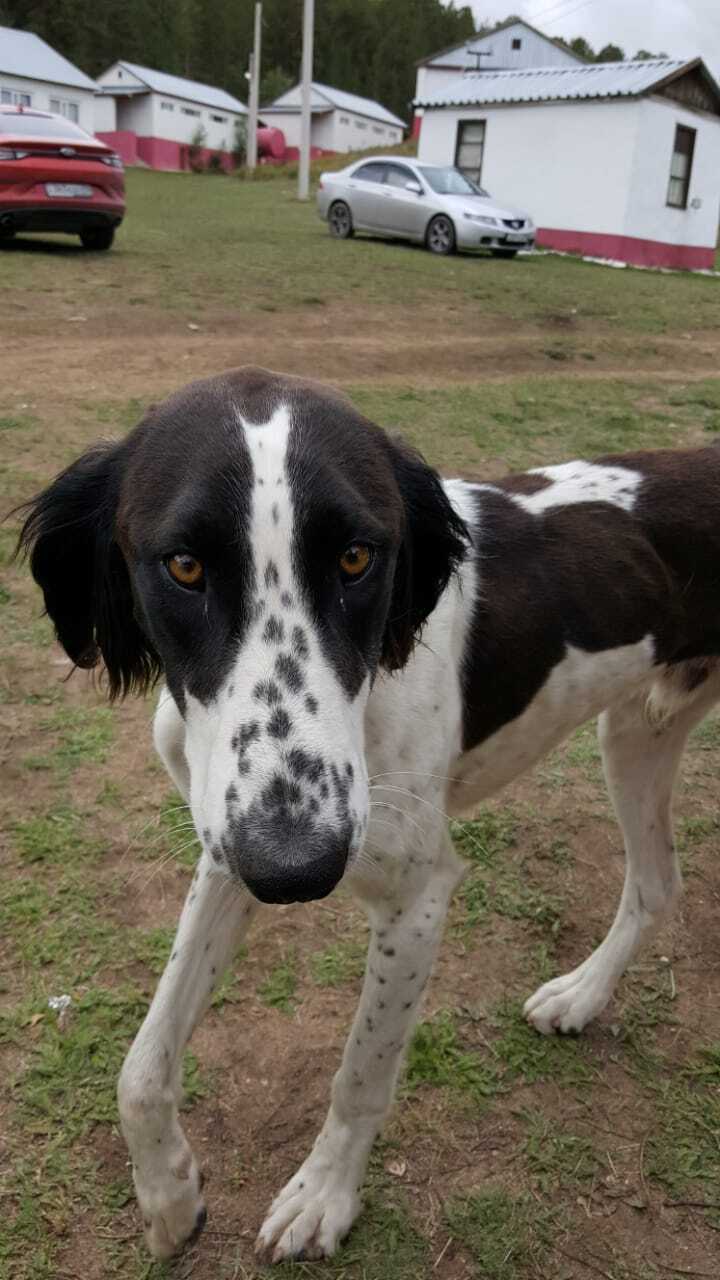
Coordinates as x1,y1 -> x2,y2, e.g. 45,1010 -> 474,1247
462,0 -> 720,80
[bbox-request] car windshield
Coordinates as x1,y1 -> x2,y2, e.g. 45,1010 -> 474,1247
0,113 -> 92,140
418,166 -> 489,197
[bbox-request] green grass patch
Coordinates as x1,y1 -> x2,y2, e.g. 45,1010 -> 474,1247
644,1043 -> 720,1211
258,950 -> 298,1014
445,1187 -> 553,1280
309,939 -> 367,987
406,999 -> 592,1107
405,1010 -> 499,1103
12,807 -> 102,865
523,1113 -> 600,1191
452,810 -> 562,937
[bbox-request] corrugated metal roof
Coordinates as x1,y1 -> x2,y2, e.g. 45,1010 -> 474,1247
414,58 -> 712,108
0,25 -> 98,91
102,61 -> 247,114
263,81 -> 405,127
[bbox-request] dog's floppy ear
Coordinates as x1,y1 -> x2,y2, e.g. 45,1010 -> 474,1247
16,442 -> 160,699
381,439 -> 470,671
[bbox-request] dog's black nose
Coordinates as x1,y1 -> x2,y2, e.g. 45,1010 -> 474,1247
232,822 -> 350,904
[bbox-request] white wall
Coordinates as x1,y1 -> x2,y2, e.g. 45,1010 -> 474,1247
94,94 -> 116,131
331,110 -> 402,151
147,94 -> 239,150
626,96 -> 720,248
0,73 -> 96,132
416,22 -> 580,102
418,99 -> 641,235
425,22 -> 581,71
97,90 -> 241,151
97,64 -> 146,91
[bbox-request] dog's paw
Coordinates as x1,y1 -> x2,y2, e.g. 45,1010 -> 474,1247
134,1157 -> 207,1259
524,961 -> 611,1035
255,1161 -> 361,1263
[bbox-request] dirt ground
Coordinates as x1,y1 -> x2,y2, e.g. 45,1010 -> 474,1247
3,210 -> 720,1280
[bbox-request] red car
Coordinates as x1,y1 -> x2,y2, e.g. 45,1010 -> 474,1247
0,105 -> 125,250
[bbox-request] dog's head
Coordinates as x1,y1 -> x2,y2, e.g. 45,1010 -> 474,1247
19,368 -> 468,903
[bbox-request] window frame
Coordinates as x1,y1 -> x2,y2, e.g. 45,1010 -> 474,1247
352,161 -> 387,184
383,163 -> 418,191
455,118 -> 486,185
1,86 -> 32,106
666,123 -> 696,210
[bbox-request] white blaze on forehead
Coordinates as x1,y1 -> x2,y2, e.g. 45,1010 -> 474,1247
239,400 -> 294,570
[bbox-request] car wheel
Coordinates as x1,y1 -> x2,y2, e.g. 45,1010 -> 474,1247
490,248 -> 518,259
426,214 -> 455,256
80,226 -> 115,251
328,201 -> 353,239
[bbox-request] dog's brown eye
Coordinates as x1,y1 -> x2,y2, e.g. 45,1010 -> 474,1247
167,554 -> 204,589
339,543 -> 372,582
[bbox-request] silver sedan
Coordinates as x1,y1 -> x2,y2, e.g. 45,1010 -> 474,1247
317,156 -> 535,257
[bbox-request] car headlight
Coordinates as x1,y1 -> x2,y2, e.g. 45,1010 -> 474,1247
462,213 -> 499,226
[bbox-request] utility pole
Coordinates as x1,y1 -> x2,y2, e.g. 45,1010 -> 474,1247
298,0 -> 315,200
246,2 -> 262,170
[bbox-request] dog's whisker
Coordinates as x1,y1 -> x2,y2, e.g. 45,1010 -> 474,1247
369,783 -> 452,828
368,769 -> 470,786
369,799 -> 429,842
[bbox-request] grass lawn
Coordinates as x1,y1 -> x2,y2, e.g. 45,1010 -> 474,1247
2,167 -> 720,1280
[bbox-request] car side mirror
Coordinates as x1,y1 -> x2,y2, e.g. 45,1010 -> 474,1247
405,180 -> 423,195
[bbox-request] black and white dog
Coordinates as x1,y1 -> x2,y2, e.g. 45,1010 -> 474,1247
20,366 -> 720,1262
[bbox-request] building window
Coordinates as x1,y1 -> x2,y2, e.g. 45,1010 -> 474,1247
181,106 -> 201,117
49,97 -> 79,121
210,113 -> 227,123
354,119 -> 367,130
455,119 -> 486,183
339,114 -> 349,124
1,87 -> 32,106
667,124 -> 696,209
160,101 -> 174,111
372,125 -> 384,134
512,38 -> 522,50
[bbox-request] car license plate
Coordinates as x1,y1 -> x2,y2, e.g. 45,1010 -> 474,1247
506,232 -> 528,243
45,183 -> 93,197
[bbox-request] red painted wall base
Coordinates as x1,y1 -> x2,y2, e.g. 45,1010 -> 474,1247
95,131 -> 233,172
537,226 -> 715,271
96,130 -> 138,165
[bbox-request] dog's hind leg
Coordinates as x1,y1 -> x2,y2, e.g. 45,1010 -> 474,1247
255,829 -> 465,1263
118,858 -> 259,1258
525,668 -> 720,1035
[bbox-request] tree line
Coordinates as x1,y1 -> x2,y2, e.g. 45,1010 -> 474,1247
0,3 -> 670,125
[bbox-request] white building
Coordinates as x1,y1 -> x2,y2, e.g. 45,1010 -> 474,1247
415,58 -> 720,271
260,82 -> 404,156
0,26 -> 98,133
414,17 -> 582,134
95,61 -> 247,170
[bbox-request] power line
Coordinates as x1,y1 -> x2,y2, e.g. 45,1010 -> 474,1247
529,0 -> 601,32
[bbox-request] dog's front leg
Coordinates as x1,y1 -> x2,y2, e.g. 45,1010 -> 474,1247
256,838 -> 464,1263
118,856 -> 258,1259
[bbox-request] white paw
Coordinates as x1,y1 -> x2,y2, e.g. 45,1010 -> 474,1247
255,1159 -> 362,1263
134,1156 -> 207,1260
524,960 -> 612,1035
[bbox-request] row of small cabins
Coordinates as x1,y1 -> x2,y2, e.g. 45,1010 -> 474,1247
1,19 -> 719,269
